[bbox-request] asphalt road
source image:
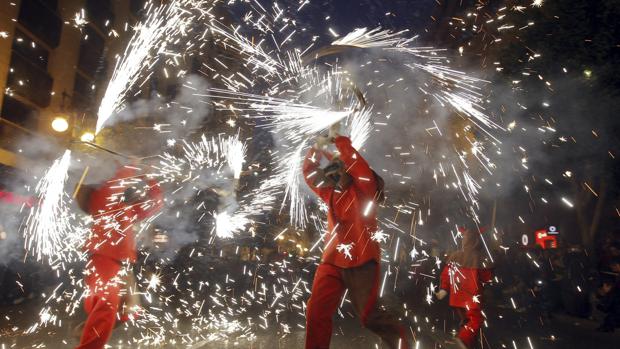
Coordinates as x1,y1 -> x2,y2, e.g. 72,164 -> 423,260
2,299 -> 619,349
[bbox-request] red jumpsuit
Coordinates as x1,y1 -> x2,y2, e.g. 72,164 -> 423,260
77,166 -> 163,349
303,136 -> 407,349
440,263 -> 492,348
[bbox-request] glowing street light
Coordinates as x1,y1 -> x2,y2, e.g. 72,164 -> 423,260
80,132 -> 95,142
51,117 -> 69,133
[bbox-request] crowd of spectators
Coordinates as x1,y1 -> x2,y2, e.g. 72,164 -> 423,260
492,232 -> 620,333
595,235 -> 620,332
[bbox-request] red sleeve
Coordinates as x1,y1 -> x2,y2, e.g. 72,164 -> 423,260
133,179 -> 164,220
302,147 -> 332,202
479,268 -> 493,283
440,264 -> 451,291
334,136 -> 377,198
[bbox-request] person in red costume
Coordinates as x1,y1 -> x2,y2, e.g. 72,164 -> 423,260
75,164 -> 163,349
303,125 -> 408,349
436,227 -> 493,349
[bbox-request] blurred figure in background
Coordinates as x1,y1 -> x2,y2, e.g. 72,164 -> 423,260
437,227 -> 493,349
596,275 -> 620,332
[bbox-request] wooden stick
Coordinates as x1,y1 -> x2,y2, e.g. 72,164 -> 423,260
72,166 -> 90,199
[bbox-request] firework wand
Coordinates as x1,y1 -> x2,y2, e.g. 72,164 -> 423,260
70,140 -> 136,159
69,140 -> 160,197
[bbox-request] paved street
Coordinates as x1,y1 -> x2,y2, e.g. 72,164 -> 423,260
2,299 -> 619,348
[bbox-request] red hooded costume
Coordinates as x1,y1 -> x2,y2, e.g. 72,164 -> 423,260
302,136 -> 380,268
83,166 -> 163,263
77,165 -> 163,349
440,228 -> 493,348
303,136 -> 407,349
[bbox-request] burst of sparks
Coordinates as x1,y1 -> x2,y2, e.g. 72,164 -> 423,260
96,0 -> 197,133
226,137 -> 247,180
214,211 -> 251,239
336,242 -> 355,260
332,27 -> 410,48
73,9 -> 88,28
371,230 -> 389,243
348,107 -> 373,150
20,1 -> 574,346
24,151 -> 78,262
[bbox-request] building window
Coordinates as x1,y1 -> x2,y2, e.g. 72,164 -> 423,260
0,95 -> 40,130
17,0 -> 62,48
130,0 -> 147,17
85,0 -> 114,32
72,73 -> 96,115
11,29 -> 49,71
6,51 -> 53,108
77,26 -> 105,78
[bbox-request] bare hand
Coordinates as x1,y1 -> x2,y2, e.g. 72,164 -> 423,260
315,135 -> 330,149
328,122 -> 341,140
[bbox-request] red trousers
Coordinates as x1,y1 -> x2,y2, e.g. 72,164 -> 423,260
76,255 -> 123,349
305,262 -> 408,349
456,307 -> 483,348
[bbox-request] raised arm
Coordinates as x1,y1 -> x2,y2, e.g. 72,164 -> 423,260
334,136 -> 377,198
302,146 -> 332,202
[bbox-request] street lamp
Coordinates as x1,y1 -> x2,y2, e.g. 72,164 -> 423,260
51,116 -> 69,133
80,132 -> 95,142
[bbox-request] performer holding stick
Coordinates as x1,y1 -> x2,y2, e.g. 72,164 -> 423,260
303,123 -> 408,349
74,162 -> 163,349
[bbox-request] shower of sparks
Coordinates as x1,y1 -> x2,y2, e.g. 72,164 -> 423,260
226,137 -> 247,180
348,106 -> 373,150
280,141 -> 309,227
214,211 -> 250,239
24,150 -> 82,263
96,0 -> 199,133
198,88 -> 355,137
155,133 -> 252,239
20,0 -> 570,346
157,133 -> 247,182
332,27 -> 410,48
